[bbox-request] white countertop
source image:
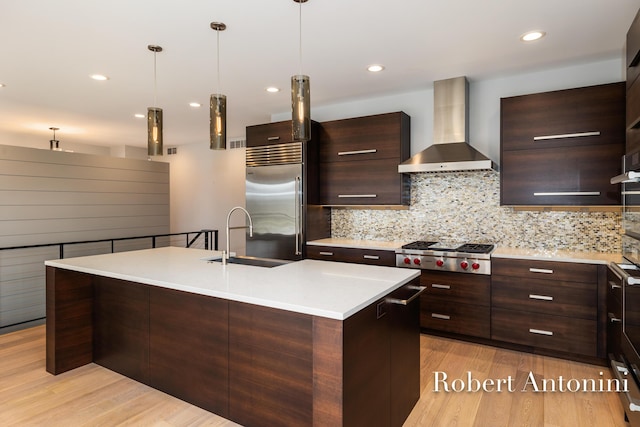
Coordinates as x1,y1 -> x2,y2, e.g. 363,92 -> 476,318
492,246 -> 623,265
45,247 -> 419,320
307,238 -> 406,251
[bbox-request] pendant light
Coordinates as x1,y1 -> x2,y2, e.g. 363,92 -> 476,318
210,22 -> 227,150
147,45 -> 163,156
49,127 -> 59,150
291,0 -> 311,141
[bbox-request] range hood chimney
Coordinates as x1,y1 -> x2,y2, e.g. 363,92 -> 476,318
398,76 -> 496,173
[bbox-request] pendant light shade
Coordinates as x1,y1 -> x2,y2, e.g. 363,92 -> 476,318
147,45 -> 163,156
210,22 -> 227,150
291,0 -> 311,141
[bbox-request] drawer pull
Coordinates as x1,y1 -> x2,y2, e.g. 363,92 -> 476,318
363,255 -> 380,260
533,131 -> 600,141
529,328 -> 553,336
609,313 -> 622,323
529,294 -> 553,301
338,194 -> 377,198
609,280 -> 622,290
337,149 -> 377,156
318,251 -> 334,256
267,136 -> 281,141
431,313 -> 451,320
431,283 -> 451,290
386,285 -> 426,306
529,267 -> 553,274
533,191 -> 601,196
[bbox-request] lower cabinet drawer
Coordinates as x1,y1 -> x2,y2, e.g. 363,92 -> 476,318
306,245 -> 396,266
491,307 -> 597,357
421,298 -> 490,339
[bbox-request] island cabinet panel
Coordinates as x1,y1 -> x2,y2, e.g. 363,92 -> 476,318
93,276 -> 150,384
228,301 -> 314,427
318,111 -> 411,206
419,270 -> 491,339
500,82 -> 625,206
491,258 -> 602,358
45,266 -> 93,375
149,287 -> 229,417
306,244 -> 396,266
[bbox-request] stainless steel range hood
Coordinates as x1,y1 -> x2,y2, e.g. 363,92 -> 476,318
398,76 -> 497,173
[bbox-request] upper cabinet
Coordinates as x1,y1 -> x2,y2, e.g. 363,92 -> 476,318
500,82 -> 625,206
318,111 -> 411,206
627,9 -> 640,155
246,120 -> 319,147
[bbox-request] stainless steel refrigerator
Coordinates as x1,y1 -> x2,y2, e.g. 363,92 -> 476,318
245,141 -> 328,260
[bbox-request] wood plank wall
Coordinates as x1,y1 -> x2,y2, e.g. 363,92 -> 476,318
0,144 -> 170,329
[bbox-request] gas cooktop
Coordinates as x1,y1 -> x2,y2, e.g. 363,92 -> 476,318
396,240 -> 495,274
399,241 -> 495,254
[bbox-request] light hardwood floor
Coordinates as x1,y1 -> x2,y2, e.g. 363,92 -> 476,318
0,325 -> 628,426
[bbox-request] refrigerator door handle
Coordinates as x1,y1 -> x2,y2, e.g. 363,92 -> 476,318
295,176 -> 302,255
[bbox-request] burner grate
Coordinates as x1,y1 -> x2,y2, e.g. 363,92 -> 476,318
401,241 -> 438,250
456,243 -> 495,254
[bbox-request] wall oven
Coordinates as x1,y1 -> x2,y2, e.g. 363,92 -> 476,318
610,151 -> 640,425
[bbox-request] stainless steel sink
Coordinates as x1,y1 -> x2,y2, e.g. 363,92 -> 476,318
205,255 -> 291,268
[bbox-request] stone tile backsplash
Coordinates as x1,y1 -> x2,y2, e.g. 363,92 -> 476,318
330,171 -> 622,253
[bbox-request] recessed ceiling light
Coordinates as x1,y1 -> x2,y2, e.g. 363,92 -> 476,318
189,102 -> 201,108
266,87 -> 280,93
90,74 -> 109,81
134,113 -> 145,118
367,64 -> 385,73
520,30 -> 546,42
0,83 -> 5,88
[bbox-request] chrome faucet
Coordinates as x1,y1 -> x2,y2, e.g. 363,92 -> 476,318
223,206 -> 253,265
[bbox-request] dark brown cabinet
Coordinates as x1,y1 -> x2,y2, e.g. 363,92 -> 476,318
500,82 -> 625,206
627,9 -> 640,154
306,244 -> 396,266
491,258 -> 599,357
607,266 -> 623,357
318,112 -> 411,206
246,120 -> 318,147
419,270 -> 491,339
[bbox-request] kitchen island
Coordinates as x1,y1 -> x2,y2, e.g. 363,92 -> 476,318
45,247 -> 421,427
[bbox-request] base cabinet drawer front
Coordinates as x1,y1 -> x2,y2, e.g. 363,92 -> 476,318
306,245 -> 396,266
492,258 -> 597,283
491,275 -> 597,320
492,307 -> 597,357
420,270 -> 490,306
421,298 -> 490,338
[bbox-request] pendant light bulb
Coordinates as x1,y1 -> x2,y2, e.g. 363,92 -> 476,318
147,45 -> 163,156
210,22 -> 227,150
291,0 -> 311,142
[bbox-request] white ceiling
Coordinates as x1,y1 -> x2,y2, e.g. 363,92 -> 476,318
1,0 -> 639,150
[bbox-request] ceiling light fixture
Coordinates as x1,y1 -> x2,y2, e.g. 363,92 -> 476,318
367,64 -> 385,72
291,0 -> 310,142
134,113 -> 145,118
189,102 -> 201,108
520,30 -> 546,42
266,87 -> 280,93
0,83 -> 6,88
147,45 -> 163,156
49,127 -> 60,150
90,74 -> 109,81
210,22 -> 227,150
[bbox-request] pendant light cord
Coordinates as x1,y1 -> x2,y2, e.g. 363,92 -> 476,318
298,0 -> 303,75
217,28 -> 221,95
153,50 -> 158,108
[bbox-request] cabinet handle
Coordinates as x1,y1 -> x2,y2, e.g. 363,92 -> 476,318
431,313 -> 451,320
363,255 -> 380,260
529,267 -> 553,274
529,294 -> 553,301
533,191 -> 601,196
609,313 -> 622,323
533,131 -> 600,141
338,194 -> 377,198
267,136 -> 280,141
609,280 -> 622,290
431,283 -> 451,290
386,285 -> 426,306
337,149 -> 377,156
529,328 -> 553,336
318,251 -> 334,256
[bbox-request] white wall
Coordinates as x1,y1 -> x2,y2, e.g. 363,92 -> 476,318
272,57 -> 625,166
164,142 -> 246,253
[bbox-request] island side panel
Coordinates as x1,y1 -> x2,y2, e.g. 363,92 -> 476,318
229,301 -> 313,427
312,317 -> 344,426
149,286 -> 229,418
45,266 -> 93,375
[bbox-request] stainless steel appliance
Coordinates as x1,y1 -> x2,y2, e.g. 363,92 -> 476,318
610,151 -> 640,425
395,241 -> 494,274
245,142 -> 306,261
